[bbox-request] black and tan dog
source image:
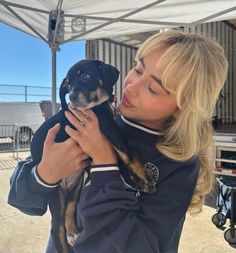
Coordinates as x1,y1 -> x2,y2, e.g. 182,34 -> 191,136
30,59 -> 156,253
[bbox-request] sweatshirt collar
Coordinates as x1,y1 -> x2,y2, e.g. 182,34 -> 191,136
120,115 -> 164,136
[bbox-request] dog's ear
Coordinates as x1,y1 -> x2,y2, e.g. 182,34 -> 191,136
59,78 -> 69,110
95,60 -> 120,96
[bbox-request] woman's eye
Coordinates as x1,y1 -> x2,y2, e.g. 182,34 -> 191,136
148,84 -> 159,95
134,68 -> 142,75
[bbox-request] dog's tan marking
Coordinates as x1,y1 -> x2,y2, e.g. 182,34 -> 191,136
58,187 -> 71,253
59,225 -> 70,253
64,173 -> 84,247
65,201 -> 79,247
65,201 -> 79,235
113,146 -> 147,183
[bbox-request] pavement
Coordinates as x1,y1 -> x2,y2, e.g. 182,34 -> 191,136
0,151 -> 236,253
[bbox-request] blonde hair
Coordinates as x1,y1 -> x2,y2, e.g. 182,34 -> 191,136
136,31 -> 228,214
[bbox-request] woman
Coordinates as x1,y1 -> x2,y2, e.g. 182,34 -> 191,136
8,30 -> 228,253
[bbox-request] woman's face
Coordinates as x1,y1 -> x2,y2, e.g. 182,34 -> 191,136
119,49 -> 178,131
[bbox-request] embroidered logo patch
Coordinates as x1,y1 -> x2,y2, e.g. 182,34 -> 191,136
144,162 -> 159,183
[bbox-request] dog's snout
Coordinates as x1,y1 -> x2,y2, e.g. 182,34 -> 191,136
69,93 -> 78,103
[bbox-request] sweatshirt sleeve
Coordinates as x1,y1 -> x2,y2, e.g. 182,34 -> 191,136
8,157 -> 58,216
74,160 -> 199,253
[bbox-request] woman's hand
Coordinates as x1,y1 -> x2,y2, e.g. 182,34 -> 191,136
37,123 -> 90,184
65,107 -> 117,165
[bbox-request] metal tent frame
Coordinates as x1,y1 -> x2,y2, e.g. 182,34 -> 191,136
0,0 -> 235,114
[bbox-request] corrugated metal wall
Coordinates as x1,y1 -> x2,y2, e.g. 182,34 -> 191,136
185,22 -> 236,124
86,21 -> 236,124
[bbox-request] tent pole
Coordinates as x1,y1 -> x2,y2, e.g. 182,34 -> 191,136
51,47 -> 57,115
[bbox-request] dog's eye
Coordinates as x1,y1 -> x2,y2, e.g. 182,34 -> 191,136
80,73 -> 90,81
93,96 -> 99,102
64,78 -> 70,85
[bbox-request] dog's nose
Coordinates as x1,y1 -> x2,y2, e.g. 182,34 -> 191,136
69,93 -> 78,103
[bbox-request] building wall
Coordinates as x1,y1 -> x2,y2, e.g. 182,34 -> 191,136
86,21 -> 236,124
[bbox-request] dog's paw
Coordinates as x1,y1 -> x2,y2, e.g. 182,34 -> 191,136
67,232 -> 79,247
126,156 -> 157,193
129,169 -> 156,193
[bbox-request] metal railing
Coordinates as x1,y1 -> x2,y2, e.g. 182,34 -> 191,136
0,84 -> 59,102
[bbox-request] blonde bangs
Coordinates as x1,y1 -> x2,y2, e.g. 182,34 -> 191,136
161,43 -> 210,118
135,33 -> 165,62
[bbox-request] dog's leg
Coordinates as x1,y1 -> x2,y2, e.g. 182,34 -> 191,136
49,186 -> 72,253
113,146 -> 156,193
65,173 -> 84,246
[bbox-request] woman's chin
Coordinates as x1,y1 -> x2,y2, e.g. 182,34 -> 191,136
118,106 -> 134,120
118,104 -> 129,116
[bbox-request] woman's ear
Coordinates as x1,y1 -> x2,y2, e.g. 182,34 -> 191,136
163,109 -> 180,129
173,108 -> 180,119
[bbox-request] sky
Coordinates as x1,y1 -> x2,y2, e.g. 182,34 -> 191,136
0,23 -> 85,102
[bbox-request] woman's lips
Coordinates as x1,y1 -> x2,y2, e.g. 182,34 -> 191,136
121,94 -> 135,107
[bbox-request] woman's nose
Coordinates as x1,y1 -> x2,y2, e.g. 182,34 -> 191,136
125,75 -> 146,97
124,81 -> 139,97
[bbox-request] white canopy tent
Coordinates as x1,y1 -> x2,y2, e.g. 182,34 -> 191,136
0,0 -> 236,114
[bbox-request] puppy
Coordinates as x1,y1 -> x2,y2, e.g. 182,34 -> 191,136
30,59 -> 156,253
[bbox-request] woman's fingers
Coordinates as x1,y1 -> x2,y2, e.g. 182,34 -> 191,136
65,111 -> 84,130
44,123 -> 60,147
65,125 -> 81,142
65,109 -> 99,133
65,106 -> 112,162
82,109 -> 97,123
68,106 -> 98,125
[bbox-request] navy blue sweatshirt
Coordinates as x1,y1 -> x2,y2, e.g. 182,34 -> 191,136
8,115 -> 199,253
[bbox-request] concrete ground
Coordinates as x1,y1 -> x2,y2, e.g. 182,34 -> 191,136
0,151 -> 236,253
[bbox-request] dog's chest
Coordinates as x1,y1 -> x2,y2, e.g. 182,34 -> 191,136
60,170 -> 83,190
